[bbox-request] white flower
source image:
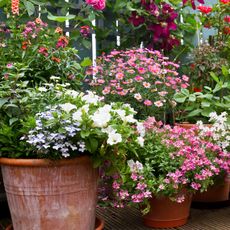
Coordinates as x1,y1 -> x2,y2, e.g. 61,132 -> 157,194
72,110 -> 82,122
136,122 -> 145,137
107,132 -> 122,145
127,160 -> 143,172
102,126 -> 116,134
91,110 -> 111,128
137,136 -> 145,147
65,90 -> 80,98
123,115 -> 137,123
38,87 -> 47,92
114,109 -> 126,119
82,91 -> 100,104
59,103 -> 77,113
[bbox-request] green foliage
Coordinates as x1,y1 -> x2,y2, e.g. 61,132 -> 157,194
174,66 -> 230,123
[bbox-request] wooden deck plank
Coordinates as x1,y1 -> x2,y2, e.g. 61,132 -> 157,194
96,206 -> 230,230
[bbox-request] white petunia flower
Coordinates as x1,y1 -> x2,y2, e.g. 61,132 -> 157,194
59,103 -> 77,113
107,132 -> 122,145
82,91 -> 100,104
136,122 -> 145,137
91,110 -> 111,128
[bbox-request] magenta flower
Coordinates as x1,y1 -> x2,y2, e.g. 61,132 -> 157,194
144,100 -> 153,106
128,12 -> 145,27
85,0 -> 106,10
182,0 -> 205,9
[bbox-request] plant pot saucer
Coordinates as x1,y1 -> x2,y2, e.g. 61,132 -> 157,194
5,216 -> 104,230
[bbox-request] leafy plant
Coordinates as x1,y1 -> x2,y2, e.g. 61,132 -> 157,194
174,66 -> 230,123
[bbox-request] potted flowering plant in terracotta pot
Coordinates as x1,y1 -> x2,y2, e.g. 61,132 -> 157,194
86,48 -> 189,121
193,112 -> 230,204
0,82 -> 143,230
104,117 -> 229,228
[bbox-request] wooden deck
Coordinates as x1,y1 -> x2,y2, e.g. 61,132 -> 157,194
96,204 -> 230,230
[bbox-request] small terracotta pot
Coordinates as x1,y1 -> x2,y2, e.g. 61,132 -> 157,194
193,179 -> 230,203
143,193 -> 192,228
1,156 -> 98,230
5,217 -> 104,230
175,123 -> 212,130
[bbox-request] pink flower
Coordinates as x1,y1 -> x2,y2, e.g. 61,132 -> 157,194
134,75 -> 144,82
158,91 -> 168,97
138,67 -> 146,74
116,72 -> 124,80
154,100 -> 163,107
181,83 -> 188,88
143,82 -> 151,88
134,93 -> 142,101
80,25 -> 90,37
144,100 -> 153,106
85,0 -> 106,10
6,63 -> 14,68
182,75 -> 189,82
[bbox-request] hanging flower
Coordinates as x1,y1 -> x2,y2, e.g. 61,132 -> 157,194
182,0 -> 205,9
11,0 -> 20,15
128,12 -> 145,27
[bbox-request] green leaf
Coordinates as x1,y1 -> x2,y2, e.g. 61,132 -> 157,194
201,108 -> 213,117
201,101 -> 211,108
187,109 -> 202,117
0,98 -> 8,108
81,57 -> 92,67
9,118 -> 18,126
174,93 -> 187,103
0,0 -> 7,7
181,88 -> 190,96
89,138 -> 98,153
82,39 -> 92,49
22,0 -> 35,16
221,65 -> 229,77
188,94 -> 196,102
47,13 -> 75,22
210,72 -> 219,83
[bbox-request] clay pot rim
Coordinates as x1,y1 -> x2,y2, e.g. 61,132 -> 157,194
0,155 -> 91,167
5,216 -> 104,230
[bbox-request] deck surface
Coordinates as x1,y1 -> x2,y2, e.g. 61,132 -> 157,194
96,204 -> 230,230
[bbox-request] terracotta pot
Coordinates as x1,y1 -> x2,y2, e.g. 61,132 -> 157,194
5,217 -> 104,230
0,156 -> 98,230
143,193 -> 192,228
193,179 -> 230,203
175,123 -> 212,130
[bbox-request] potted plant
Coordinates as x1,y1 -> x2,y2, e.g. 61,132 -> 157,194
192,112 -> 230,203
104,117 -> 229,228
86,48 -> 189,121
0,82 -> 143,230
173,65 -> 230,127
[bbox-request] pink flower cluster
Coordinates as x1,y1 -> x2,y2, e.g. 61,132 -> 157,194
86,48 -> 189,119
110,167 -> 152,207
144,118 -> 230,197
85,0 -> 106,10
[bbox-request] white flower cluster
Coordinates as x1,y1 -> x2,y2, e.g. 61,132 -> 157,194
197,112 -> 230,153
127,159 -> 144,173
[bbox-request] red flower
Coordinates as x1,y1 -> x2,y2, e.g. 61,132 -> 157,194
224,16 -> 230,23
182,0 -> 204,10
11,0 -> 20,15
193,87 -> 202,92
223,26 -> 230,34
22,41 -> 29,50
56,36 -> 69,48
51,56 -> 61,63
38,47 -> 49,57
190,63 -> 196,70
197,5 -> 212,14
80,26 -> 91,37
220,0 -> 230,4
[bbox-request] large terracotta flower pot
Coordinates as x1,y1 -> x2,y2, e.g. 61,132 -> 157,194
0,156 -> 98,230
143,193 -> 192,228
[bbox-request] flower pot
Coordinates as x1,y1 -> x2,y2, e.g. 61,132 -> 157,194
143,193 -> 192,228
5,216 -> 104,230
175,123 -> 212,129
0,156 -> 98,230
193,179 -> 230,203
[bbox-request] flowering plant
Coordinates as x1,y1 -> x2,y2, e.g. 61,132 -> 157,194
0,17 -> 89,88
197,112 -> 230,153
86,48 -> 189,120
102,117 -> 229,211
0,83 -> 143,171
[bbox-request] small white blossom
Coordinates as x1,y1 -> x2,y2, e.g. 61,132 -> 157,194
59,103 -> 77,113
137,136 -> 145,147
107,132 -> 122,145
